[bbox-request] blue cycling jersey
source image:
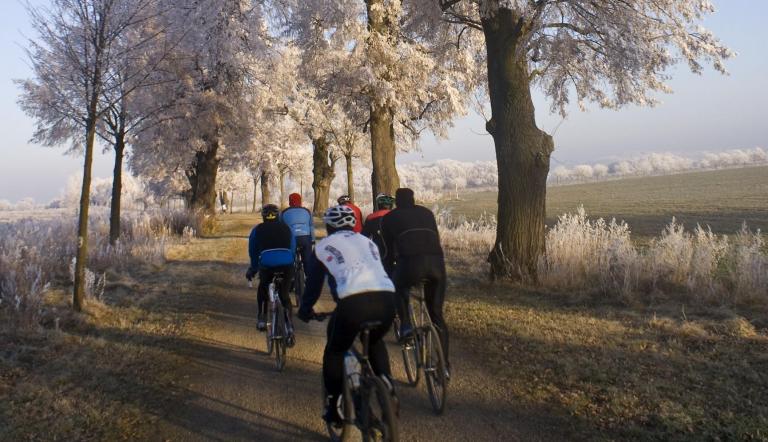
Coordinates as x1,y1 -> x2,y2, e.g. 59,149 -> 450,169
281,207 -> 314,240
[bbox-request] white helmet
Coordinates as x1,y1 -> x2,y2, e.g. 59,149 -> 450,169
323,205 -> 356,229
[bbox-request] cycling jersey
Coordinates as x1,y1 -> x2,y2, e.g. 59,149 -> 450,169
248,221 -> 296,269
342,202 -> 364,233
301,231 -> 394,310
281,206 -> 315,240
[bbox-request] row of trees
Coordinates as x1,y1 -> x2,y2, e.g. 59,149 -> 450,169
19,0 -> 731,309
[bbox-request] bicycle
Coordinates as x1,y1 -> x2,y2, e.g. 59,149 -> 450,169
265,272 -> 293,371
312,312 -> 399,442
292,246 -> 305,307
397,283 -> 448,415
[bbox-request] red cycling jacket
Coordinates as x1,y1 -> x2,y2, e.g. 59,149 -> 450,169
343,202 -> 363,233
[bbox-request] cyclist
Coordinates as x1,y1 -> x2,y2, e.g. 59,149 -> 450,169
297,205 -> 396,426
362,193 -> 395,274
281,192 -> 314,276
381,188 -> 450,375
337,195 -> 363,233
246,204 -> 296,339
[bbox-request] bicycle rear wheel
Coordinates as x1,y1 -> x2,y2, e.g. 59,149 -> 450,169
423,324 -> 447,415
361,376 -> 398,442
326,371 -> 355,442
265,303 -> 274,355
274,303 -> 287,371
294,262 -> 304,307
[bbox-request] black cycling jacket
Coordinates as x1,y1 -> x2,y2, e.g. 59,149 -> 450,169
381,188 -> 444,270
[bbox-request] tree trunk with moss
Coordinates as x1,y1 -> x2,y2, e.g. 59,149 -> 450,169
482,9 -> 554,281
261,170 -> 271,207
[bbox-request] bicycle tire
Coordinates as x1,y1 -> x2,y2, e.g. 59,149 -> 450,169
423,324 -> 447,415
265,303 -> 274,355
361,376 -> 399,442
294,263 -> 304,307
274,302 -> 286,371
325,376 -> 353,442
401,336 -> 420,386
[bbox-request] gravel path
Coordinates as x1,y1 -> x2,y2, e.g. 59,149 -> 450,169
152,214 -> 568,441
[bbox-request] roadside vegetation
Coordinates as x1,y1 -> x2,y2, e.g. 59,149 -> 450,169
435,170 -> 768,440
0,209 -> 202,439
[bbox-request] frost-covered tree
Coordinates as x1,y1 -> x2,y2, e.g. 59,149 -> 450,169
435,0 -> 732,279
132,0 -> 273,214
280,0 -> 482,198
18,0 -> 162,311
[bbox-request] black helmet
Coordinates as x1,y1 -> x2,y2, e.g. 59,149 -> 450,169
375,193 -> 395,210
261,204 -> 279,221
337,195 -> 351,205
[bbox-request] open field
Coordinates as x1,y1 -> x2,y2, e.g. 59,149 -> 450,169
443,166 -> 768,238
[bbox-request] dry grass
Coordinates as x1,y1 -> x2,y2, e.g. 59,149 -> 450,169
444,279 -> 768,441
0,280 -> 186,440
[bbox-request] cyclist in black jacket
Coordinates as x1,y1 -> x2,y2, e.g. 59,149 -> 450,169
381,188 -> 450,374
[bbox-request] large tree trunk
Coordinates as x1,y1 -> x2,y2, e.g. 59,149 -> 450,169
73,115 -> 99,312
279,170 -> 286,209
260,170 -> 271,207
187,144 -> 220,215
312,136 -> 335,216
252,176 -> 258,212
483,10 -> 554,281
344,151 -> 355,203
108,130 -> 125,245
366,0 -> 400,200
369,104 -> 399,200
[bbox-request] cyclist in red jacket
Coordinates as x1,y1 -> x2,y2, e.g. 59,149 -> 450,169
337,195 -> 362,233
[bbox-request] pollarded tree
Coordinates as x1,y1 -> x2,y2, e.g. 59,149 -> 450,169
434,0 -> 732,280
18,0 -> 162,312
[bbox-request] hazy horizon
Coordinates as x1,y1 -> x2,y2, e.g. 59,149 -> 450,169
2,0 -> 766,203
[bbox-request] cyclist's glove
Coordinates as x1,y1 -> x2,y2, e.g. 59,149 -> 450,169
297,308 -> 314,323
245,267 -> 256,281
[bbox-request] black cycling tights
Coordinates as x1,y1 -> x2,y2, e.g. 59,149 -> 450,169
257,266 -> 294,317
324,292 -> 395,399
394,254 -> 449,366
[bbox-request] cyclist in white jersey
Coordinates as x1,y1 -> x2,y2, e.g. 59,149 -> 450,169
297,205 -> 396,426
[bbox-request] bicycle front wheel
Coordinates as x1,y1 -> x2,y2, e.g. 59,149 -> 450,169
424,324 -> 447,415
401,336 -> 420,386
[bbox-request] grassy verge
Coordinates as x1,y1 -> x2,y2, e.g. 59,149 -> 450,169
0,268 -> 188,440
446,272 -> 768,441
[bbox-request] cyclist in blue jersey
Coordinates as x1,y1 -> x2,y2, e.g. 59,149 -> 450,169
280,193 -> 314,276
246,204 -> 296,335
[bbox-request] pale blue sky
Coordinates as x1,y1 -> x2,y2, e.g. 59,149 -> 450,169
2,1 -> 767,202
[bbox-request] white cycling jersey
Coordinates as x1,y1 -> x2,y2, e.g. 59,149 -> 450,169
315,231 -> 395,299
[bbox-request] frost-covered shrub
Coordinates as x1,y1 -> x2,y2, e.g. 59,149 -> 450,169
538,206 -> 640,295
435,207 -> 767,302
647,221 -> 728,294
728,226 -> 768,299
0,208 -> 193,330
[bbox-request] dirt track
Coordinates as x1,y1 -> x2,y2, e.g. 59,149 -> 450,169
151,214 -> 569,441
